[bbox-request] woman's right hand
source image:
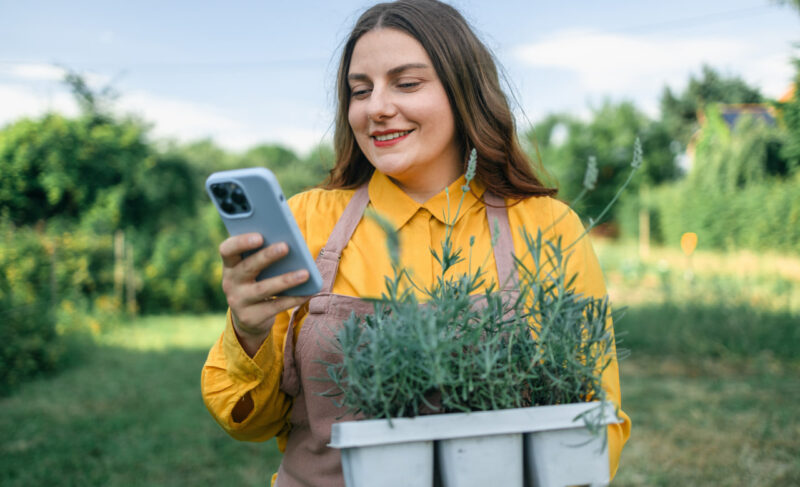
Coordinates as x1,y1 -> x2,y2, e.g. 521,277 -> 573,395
219,233 -> 312,356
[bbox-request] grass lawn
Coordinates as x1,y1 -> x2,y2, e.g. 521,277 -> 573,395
2,243 -> 798,485
0,315 -> 282,486
615,357 -> 800,486
598,240 -> 800,486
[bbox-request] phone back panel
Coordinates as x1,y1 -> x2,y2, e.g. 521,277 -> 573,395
206,167 -> 323,296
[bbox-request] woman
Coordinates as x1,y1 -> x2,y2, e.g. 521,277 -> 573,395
202,1 -> 631,485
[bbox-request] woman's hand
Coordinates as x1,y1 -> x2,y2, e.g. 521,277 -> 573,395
219,233 -> 312,357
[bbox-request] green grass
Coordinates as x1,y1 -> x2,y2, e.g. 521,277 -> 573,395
2,242 -> 799,485
614,357 -> 800,486
617,302 -> 799,360
596,240 -> 800,485
0,315 -> 282,487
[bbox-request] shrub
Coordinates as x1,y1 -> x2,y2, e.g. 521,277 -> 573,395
139,205 -> 227,313
0,224 -> 61,395
621,175 -> 800,253
323,148 -> 636,423
619,106 -> 799,253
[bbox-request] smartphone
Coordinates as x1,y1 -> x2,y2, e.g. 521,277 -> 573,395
205,167 -> 323,296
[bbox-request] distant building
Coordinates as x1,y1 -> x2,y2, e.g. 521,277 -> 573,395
684,94 -> 788,171
695,104 -> 776,131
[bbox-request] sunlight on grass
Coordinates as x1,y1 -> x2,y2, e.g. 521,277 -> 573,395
95,313 -> 226,351
594,239 -> 800,313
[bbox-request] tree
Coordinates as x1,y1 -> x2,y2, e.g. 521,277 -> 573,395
660,65 -> 763,149
0,75 -> 198,234
777,58 -> 800,173
237,142 -> 333,197
528,101 -> 677,222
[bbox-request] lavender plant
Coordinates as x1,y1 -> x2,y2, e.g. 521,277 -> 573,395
323,142 -> 641,423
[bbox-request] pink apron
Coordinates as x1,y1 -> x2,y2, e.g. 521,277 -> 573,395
276,184 -> 517,486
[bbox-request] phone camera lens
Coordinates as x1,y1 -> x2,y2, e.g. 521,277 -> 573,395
221,201 -> 235,214
231,187 -> 246,205
212,184 -> 227,198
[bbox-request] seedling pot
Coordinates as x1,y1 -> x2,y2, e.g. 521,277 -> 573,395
526,427 -> 611,487
329,401 -> 620,487
340,440 -> 433,487
436,433 -> 523,487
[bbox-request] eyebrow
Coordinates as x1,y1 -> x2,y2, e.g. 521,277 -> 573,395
347,63 -> 430,82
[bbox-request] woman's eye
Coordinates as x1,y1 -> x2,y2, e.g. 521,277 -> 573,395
350,86 -> 371,99
397,81 -> 421,90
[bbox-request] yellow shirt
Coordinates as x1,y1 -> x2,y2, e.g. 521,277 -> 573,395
201,170 -> 631,478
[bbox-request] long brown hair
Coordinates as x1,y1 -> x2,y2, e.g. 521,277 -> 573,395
324,0 -> 556,200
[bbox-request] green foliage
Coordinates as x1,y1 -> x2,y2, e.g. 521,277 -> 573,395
530,101 -> 675,223
649,176 -> 800,253
0,72 -> 327,393
139,206 -> 227,313
776,58 -> 800,173
0,216 -> 136,395
0,225 -> 61,395
621,106 -> 800,253
0,315 -> 283,486
163,138 -> 238,176
618,302 -> 799,361
326,217 -> 617,419
660,64 -> 763,148
324,151 -> 632,421
0,113 -> 199,235
238,142 -> 332,197
691,105 -> 786,189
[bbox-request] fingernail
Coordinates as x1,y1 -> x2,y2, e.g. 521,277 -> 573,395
294,270 -> 308,280
249,235 -> 261,245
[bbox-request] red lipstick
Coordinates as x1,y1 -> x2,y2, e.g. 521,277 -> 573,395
371,129 -> 413,148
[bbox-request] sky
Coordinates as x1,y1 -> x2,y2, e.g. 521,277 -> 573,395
1,0 -> 798,155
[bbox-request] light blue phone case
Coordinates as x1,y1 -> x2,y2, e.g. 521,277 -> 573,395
205,167 -> 323,296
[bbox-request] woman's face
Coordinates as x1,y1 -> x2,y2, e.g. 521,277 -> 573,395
347,28 -> 461,200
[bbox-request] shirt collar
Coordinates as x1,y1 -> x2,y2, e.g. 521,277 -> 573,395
367,170 -> 486,230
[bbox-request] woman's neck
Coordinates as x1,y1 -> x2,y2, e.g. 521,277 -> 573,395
387,165 -> 462,204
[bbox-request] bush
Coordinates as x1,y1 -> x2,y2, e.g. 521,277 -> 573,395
0,224 -> 61,395
619,106 -> 799,253
139,205 -> 227,313
620,174 -> 800,253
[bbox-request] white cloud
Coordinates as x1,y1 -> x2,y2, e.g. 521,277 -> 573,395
516,30 -> 750,92
0,84 -> 78,126
0,78 -> 324,154
0,62 -> 111,87
116,91 -> 325,154
514,29 -> 797,116
2,63 -> 66,81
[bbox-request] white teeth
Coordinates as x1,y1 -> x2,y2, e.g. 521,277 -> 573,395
374,130 -> 411,142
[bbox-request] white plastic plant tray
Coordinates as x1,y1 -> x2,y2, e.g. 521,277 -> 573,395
329,401 -> 621,487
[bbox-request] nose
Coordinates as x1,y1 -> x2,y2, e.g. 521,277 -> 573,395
366,86 -> 397,122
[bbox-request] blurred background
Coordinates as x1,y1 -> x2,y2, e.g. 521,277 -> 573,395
1,1 -> 798,485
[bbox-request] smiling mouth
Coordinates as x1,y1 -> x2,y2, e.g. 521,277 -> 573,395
372,130 -> 413,142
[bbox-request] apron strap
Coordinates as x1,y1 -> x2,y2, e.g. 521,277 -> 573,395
483,192 -> 517,291
281,184 -> 370,396
282,185 -> 518,396
316,184 -> 371,294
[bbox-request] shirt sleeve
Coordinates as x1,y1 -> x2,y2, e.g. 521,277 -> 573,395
200,191 -> 317,444
200,308 -> 293,442
547,200 -> 632,480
